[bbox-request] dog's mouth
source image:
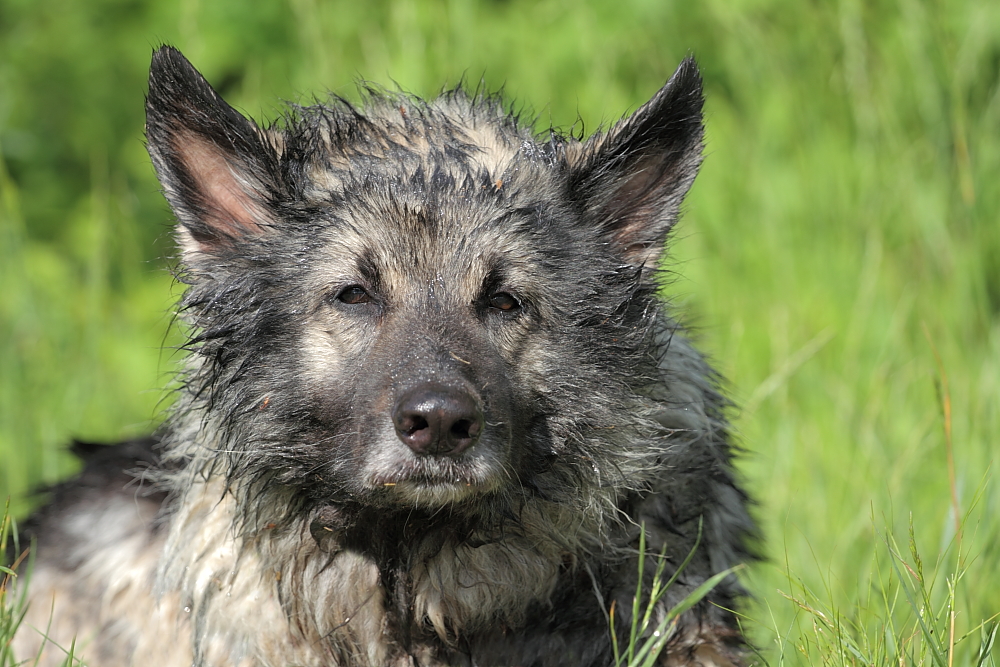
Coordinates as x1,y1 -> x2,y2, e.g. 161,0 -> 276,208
365,450 -> 506,505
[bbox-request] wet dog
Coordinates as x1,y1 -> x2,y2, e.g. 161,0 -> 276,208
16,46 -> 755,667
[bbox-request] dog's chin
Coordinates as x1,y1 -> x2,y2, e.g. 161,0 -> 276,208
386,480 -> 481,506
362,447 -> 506,507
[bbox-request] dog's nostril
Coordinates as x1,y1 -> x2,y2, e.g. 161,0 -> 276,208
403,416 -> 428,437
450,419 -> 473,439
392,384 -> 484,457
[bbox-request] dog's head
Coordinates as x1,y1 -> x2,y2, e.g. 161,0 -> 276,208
146,46 -> 703,521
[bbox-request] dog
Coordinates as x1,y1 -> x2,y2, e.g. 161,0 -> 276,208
14,46 -> 756,667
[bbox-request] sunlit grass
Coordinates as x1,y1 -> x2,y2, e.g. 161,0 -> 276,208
750,505 -> 999,667
610,521 -> 744,667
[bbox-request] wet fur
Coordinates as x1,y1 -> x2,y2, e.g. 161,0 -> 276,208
15,47 -> 756,666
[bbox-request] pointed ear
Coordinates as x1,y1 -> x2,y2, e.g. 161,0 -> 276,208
145,46 -> 283,259
565,57 -> 704,269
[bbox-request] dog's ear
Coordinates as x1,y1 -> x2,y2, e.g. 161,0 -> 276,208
565,57 -> 704,270
146,46 -> 283,259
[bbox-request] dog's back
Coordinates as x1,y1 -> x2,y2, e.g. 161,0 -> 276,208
14,440 -> 183,664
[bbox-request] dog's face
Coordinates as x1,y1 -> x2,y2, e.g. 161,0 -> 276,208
145,47 -> 703,514
297,192 -> 546,507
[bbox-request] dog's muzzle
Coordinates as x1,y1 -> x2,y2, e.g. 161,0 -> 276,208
392,382 -> 484,457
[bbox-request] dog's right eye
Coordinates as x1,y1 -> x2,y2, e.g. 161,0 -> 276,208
489,292 -> 520,312
336,285 -> 372,305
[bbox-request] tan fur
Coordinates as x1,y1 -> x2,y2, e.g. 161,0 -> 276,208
301,97 -> 523,205
14,494 -> 194,666
160,470 -> 589,664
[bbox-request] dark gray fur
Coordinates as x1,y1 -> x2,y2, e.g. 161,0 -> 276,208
16,46 -> 756,667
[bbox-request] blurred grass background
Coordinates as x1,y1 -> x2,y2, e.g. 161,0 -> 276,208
1,0 -> 997,663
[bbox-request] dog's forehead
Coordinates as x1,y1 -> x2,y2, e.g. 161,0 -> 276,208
277,93 -> 575,300
291,95 -> 554,203
294,102 -> 561,286
308,188 -> 546,293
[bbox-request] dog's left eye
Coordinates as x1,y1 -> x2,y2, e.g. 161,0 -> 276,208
489,292 -> 520,313
337,285 -> 372,305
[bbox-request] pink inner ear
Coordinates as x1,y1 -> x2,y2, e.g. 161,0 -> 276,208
600,156 -> 682,264
176,130 -> 267,240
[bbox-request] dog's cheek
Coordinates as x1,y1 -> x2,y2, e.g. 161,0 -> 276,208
297,308 -> 383,396
290,318 -> 379,452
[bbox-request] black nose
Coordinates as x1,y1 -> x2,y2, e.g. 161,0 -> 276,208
393,384 -> 484,456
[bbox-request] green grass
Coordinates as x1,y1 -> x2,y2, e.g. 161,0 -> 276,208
1,0 -> 998,664
1,504 -> 84,667
609,521 -> 746,667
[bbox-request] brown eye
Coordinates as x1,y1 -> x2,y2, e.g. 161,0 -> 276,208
337,285 -> 372,305
489,292 -> 520,312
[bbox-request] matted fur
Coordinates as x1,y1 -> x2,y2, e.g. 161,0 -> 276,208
14,47 -> 756,667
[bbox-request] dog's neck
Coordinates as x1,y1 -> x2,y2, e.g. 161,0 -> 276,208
156,474 -> 596,664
